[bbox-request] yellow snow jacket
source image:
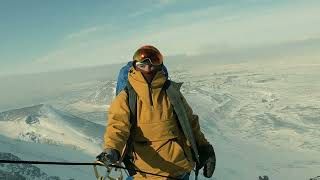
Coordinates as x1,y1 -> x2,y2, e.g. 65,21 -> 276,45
104,68 -> 209,179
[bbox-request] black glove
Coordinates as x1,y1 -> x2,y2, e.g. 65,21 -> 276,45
203,155 -> 216,178
96,149 -> 120,165
198,144 -> 216,178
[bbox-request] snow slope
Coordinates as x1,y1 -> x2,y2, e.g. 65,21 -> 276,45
0,104 -> 105,155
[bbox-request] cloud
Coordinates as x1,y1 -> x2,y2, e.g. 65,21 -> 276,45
129,0 -> 177,17
156,0 -> 176,5
30,38 -> 135,73
65,27 -> 99,40
133,1 -> 320,55
25,1 -> 320,74
129,9 -> 154,18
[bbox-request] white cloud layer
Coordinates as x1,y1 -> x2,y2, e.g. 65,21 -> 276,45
2,1 -> 319,75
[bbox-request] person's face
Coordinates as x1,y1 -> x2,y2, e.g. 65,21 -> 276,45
136,63 -> 161,73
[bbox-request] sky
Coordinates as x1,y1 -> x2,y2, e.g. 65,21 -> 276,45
0,0 -> 319,76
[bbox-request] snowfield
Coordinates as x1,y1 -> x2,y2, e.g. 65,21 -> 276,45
172,61 -> 320,179
0,60 -> 319,179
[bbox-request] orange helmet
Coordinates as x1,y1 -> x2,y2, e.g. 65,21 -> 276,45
133,45 -> 163,65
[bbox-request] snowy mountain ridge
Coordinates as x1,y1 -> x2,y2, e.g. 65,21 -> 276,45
0,104 -> 105,155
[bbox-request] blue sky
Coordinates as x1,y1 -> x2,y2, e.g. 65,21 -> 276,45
0,0 -> 319,76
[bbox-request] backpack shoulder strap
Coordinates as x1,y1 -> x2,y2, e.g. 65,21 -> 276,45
165,80 -> 200,164
165,80 -> 201,179
124,82 -> 137,124
120,83 -> 138,176
163,80 -> 183,90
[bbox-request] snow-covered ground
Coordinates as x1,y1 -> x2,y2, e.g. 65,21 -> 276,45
0,59 -> 319,179
0,134 -> 97,180
172,60 -> 320,179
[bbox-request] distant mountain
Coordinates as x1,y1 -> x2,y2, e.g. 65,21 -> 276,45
0,104 -> 105,179
0,104 -> 105,155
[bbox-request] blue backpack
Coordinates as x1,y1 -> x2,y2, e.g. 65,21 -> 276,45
115,61 -> 169,95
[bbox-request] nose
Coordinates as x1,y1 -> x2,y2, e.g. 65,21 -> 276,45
145,64 -> 152,72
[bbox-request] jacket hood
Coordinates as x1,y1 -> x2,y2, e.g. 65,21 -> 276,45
128,67 -> 166,100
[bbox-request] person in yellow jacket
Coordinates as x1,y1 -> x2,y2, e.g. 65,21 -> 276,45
96,45 -> 215,180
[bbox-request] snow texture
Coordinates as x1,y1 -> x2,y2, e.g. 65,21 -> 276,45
0,59 -> 319,179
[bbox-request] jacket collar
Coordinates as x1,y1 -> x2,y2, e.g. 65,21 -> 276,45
128,67 -> 166,98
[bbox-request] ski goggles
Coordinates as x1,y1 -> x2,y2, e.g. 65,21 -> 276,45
135,58 -> 163,67
133,48 -> 163,65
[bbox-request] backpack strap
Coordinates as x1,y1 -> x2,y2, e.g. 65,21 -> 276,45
165,80 -> 200,180
125,82 -> 137,123
165,80 -> 200,163
120,83 -> 137,176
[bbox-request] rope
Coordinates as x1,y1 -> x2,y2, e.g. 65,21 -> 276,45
0,160 -> 98,165
0,159 -> 180,180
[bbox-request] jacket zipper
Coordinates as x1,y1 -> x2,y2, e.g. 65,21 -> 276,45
148,84 -> 154,108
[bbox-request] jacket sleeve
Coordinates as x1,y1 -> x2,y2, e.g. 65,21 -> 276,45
180,95 -> 210,147
103,90 -> 131,153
